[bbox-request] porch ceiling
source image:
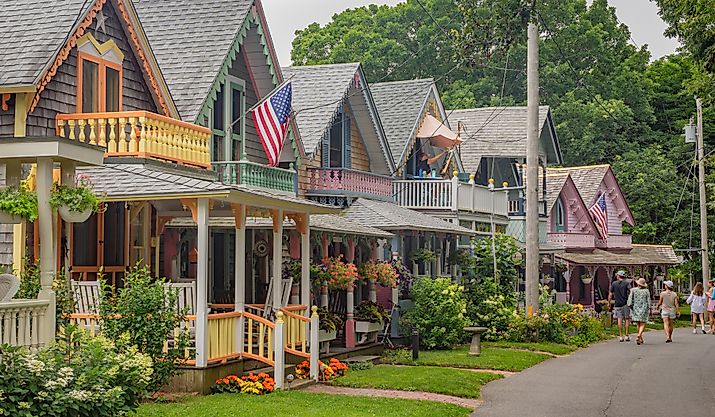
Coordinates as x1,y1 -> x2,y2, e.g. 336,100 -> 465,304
0,136 -> 104,166
556,244 -> 679,266
78,162 -> 338,214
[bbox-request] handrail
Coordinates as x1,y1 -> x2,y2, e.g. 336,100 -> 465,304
242,311 -> 276,329
213,160 -> 296,193
307,167 -> 393,200
280,308 -> 310,322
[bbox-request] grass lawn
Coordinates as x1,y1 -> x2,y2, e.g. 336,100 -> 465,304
391,347 -> 551,372
332,364 -> 501,399
482,341 -> 577,355
135,391 -> 471,417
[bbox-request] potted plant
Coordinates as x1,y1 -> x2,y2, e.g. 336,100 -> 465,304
359,260 -> 399,288
580,273 -> 593,285
318,256 -> 358,290
354,300 -> 389,334
317,307 -> 343,342
554,261 -> 568,273
410,248 -> 436,264
50,176 -> 102,223
0,185 -> 38,224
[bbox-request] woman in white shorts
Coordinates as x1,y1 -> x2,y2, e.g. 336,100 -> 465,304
658,280 -> 679,343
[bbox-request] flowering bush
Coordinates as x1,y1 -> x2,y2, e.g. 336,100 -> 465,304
0,328 -> 152,417
405,277 -> 469,349
506,303 -> 605,346
318,256 -> 358,290
295,358 -> 348,381
211,372 -> 275,395
473,294 -> 519,341
391,258 -> 413,298
359,260 -> 399,287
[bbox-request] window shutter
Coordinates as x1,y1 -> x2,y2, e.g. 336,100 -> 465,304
343,112 -> 352,169
321,128 -> 330,168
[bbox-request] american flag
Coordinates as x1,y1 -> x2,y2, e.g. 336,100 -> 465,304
589,194 -> 608,238
252,81 -> 292,167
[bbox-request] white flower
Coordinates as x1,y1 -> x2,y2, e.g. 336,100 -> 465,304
68,389 -> 91,402
24,356 -> 45,376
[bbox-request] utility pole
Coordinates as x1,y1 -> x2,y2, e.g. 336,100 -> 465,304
697,97 -> 709,286
525,19 -> 540,315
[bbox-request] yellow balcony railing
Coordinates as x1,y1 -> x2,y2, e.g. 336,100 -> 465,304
56,111 -> 212,169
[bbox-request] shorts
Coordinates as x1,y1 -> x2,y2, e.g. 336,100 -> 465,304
661,311 -> 677,319
708,299 -> 715,312
614,306 -> 631,319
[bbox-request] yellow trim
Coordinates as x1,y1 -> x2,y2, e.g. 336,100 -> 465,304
76,33 -> 125,62
14,93 -> 29,137
11,222 -> 26,274
0,86 -> 36,94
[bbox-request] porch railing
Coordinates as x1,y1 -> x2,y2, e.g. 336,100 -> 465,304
213,160 -> 296,194
281,306 -> 309,358
393,177 -> 508,216
547,232 -> 595,249
0,300 -> 51,350
307,168 -> 393,201
596,234 -> 632,250
56,111 -> 212,169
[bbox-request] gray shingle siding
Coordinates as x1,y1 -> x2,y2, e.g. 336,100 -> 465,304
26,2 -> 158,137
0,166 -> 12,267
0,95 -> 15,137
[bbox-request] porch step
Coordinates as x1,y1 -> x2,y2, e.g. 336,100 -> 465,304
342,355 -> 381,364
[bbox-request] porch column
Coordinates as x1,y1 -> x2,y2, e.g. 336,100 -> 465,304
36,157 -> 56,345
345,238 -> 356,348
300,216 -> 311,315
320,234 -> 329,308
369,240 -> 378,303
564,268 -> 571,303
195,198 -> 210,368
60,161 -> 76,278
272,209 -> 284,312
390,251 -> 400,339
6,160 -> 25,273
435,236 -> 443,277
233,204 -> 246,354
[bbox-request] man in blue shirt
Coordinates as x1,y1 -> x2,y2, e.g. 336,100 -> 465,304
609,270 -> 633,342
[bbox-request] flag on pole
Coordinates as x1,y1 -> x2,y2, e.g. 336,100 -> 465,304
252,81 -> 292,167
588,194 -> 609,238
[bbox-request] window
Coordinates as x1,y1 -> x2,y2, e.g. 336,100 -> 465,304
211,77 -> 245,162
329,112 -> 344,167
554,198 -> 566,232
77,52 -> 122,112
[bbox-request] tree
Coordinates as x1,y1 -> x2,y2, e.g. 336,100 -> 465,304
654,0 -> 715,73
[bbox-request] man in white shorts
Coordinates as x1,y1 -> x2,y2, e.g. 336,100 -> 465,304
609,270 -> 632,342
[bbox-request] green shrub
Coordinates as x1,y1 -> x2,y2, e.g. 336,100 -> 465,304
348,360 -> 375,371
381,348 -> 413,364
473,294 -> 518,341
0,328 -> 152,417
405,277 -> 469,349
14,258 -> 40,300
99,265 -> 189,391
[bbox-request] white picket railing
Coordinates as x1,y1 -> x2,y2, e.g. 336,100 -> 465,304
0,300 -> 51,350
393,176 -> 508,216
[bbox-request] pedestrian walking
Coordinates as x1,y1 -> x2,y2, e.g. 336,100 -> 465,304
627,278 -> 650,345
707,279 -> 715,334
657,280 -> 680,343
608,270 -> 632,342
686,282 -> 708,334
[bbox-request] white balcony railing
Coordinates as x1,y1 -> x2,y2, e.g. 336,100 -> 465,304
393,176 -> 508,217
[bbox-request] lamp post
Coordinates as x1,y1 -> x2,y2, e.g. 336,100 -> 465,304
488,178 -> 497,284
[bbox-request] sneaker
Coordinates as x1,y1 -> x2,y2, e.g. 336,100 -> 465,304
625,336 -> 630,342
702,329 -> 707,334
694,329 -> 698,334
619,337 -> 624,342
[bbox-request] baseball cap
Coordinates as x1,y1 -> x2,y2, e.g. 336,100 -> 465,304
663,280 -> 674,288
616,270 -> 626,277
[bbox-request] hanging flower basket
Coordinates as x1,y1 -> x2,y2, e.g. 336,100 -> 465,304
318,256 -> 358,290
50,175 -> 103,224
0,185 -> 38,224
580,274 -> 593,285
358,260 -> 399,288
0,211 -> 22,224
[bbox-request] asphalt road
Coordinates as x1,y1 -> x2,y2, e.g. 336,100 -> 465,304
474,328 -> 715,417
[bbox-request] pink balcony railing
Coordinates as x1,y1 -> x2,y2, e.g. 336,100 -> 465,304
307,168 -> 393,200
547,232 -> 595,249
596,234 -> 632,250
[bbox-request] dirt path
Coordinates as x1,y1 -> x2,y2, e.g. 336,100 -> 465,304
303,384 -> 481,409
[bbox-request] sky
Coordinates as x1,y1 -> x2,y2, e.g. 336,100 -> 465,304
261,0 -> 680,67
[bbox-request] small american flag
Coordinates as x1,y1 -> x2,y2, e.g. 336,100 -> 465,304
589,194 -> 608,238
252,81 -> 292,166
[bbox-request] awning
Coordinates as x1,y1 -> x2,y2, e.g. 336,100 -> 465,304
556,245 -> 679,266
416,114 -> 463,148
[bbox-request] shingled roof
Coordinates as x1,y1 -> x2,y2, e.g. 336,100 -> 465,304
544,171 -> 570,213
344,198 -> 475,235
133,0 -> 254,121
449,106 -> 562,172
370,79 -> 436,163
0,0 -> 94,85
281,63 -> 361,154
548,165 -> 611,205
556,245 -> 679,266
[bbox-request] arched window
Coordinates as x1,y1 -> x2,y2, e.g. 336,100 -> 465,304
554,198 -> 566,232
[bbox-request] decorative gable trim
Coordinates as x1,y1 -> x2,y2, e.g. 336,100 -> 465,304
29,0 -> 174,117
77,33 -> 124,63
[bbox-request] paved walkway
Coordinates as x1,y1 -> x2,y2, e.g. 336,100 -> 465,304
474,328 -> 715,417
303,384 -> 480,408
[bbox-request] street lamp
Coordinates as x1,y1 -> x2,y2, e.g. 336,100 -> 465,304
488,178 -> 497,284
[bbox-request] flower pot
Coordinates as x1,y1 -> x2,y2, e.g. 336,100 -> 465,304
318,329 -> 337,343
0,211 -> 22,224
580,277 -> 593,285
354,320 -> 383,333
58,206 -> 92,223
